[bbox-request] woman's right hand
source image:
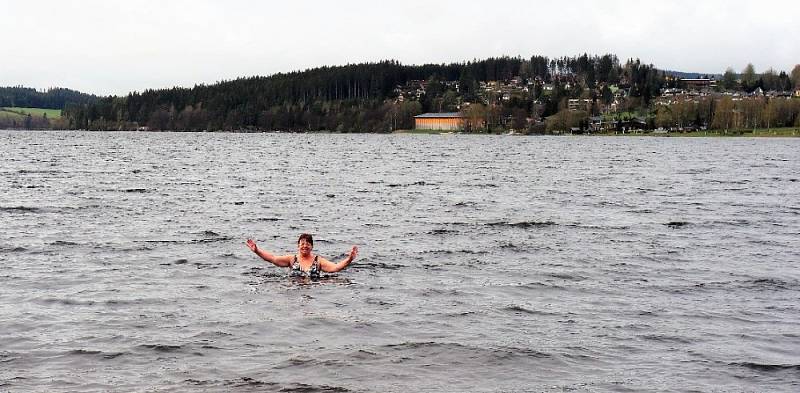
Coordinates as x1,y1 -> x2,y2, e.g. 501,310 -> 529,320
246,239 -> 258,253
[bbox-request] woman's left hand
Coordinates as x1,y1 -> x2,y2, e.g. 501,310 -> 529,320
246,239 -> 258,253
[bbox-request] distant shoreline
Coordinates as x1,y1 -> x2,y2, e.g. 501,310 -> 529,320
3,128 -> 799,137
393,127 -> 800,137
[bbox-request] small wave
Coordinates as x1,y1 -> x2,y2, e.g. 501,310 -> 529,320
68,349 -> 102,355
0,352 -> 19,364
193,236 -> 233,244
0,246 -> 27,253
694,277 -> 796,292
382,341 -> 552,363
384,180 -> 434,188
275,356 -> 346,370
638,334 -> 693,344
353,262 -> 403,270
121,188 -> 150,193
731,362 -> 800,372
678,168 -> 713,175
427,228 -> 460,235
17,169 -> 63,174
420,288 -> 462,297
710,179 -> 751,185
348,349 -> 383,361
140,236 -> 232,245
241,268 -> 285,278
364,222 -> 390,228
383,341 -> 459,351
745,278 -> 795,291
487,220 -> 556,228
103,299 -> 141,306
702,218 -> 750,227
442,221 -> 473,227
544,272 -> 586,281
255,217 -> 282,221
67,349 -> 126,359
422,250 -> 454,255
188,377 -> 276,389
665,221 -> 690,228
277,383 -> 350,392
445,310 -> 477,317
364,297 -> 396,307
191,262 -> 219,269
274,356 -> 315,368
458,249 -> 488,255
504,305 -> 558,316
519,281 -> 567,290
139,344 -> 183,353
193,331 -> 234,339
141,239 -> 184,244
38,297 -> 96,307
0,206 -> 41,213
493,346 -> 551,360
51,240 -> 80,246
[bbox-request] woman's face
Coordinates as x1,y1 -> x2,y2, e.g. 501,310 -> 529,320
297,239 -> 313,255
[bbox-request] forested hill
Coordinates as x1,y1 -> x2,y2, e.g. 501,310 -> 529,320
0,86 -> 99,109
63,54 -> 667,132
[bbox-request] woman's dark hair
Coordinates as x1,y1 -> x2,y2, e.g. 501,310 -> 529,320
298,233 -> 313,246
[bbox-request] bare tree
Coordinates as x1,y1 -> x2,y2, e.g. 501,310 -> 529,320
791,65 -> 800,89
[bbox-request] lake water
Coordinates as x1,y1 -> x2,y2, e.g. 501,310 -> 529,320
1,130 -> 799,392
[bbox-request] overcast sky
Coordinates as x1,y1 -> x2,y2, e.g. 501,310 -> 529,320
2,0 -> 798,96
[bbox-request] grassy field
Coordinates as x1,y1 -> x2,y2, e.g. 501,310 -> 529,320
0,107 -> 62,119
0,109 -> 24,120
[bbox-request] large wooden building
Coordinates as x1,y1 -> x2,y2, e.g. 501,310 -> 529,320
414,112 -> 464,131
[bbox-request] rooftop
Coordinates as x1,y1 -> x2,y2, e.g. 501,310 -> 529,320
414,112 -> 463,118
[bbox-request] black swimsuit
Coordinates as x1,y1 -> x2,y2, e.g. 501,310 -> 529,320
290,255 -> 321,279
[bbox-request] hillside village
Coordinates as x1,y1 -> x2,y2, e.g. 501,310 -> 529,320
398,74 -> 800,134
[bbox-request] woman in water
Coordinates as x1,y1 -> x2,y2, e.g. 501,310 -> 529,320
246,233 -> 358,278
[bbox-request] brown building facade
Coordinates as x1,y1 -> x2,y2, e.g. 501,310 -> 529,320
414,113 -> 464,131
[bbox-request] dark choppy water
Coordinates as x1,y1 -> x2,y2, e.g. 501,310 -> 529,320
1,130 -> 799,392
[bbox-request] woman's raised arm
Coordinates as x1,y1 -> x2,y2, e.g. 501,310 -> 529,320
319,245 -> 358,273
246,239 -> 293,267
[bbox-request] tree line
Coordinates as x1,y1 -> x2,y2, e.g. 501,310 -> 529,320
0,86 -> 98,109
718,64 -> 799,92
3,56 -> 799,133
61,55 -> 672,132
